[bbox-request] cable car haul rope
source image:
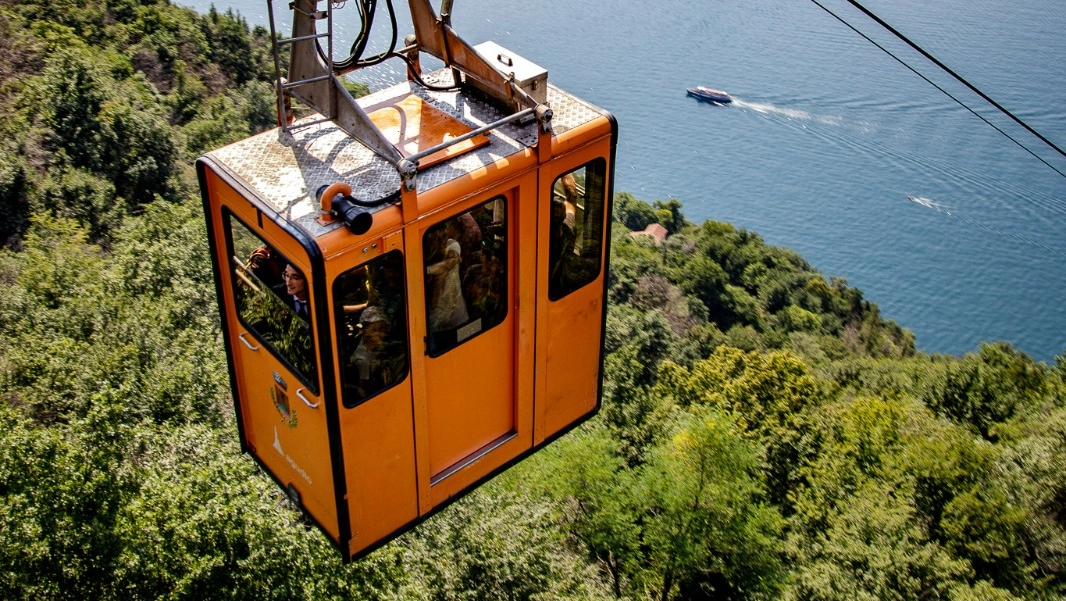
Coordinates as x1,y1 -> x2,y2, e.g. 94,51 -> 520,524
810,0 -> 1066,179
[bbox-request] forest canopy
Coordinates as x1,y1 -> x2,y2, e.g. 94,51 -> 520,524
2,2 -> 1066,600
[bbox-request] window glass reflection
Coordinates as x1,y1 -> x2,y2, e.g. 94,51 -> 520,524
423,197 -> 508,356
549,160 -> 607,300
226,214 -> 318,389
334,251 -> 409,406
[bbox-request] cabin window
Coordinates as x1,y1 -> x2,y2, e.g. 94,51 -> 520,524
225,213 -> 318,391
333,251 -> 410,407
549,159 -> 607,300
423,196 -> 508,356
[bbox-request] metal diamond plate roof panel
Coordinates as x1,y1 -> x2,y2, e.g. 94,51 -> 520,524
205,71 -> 606,240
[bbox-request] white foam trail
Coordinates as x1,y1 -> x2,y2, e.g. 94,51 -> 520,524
731,99 -> 842,126
906,194 -> 1066,256
907,195 -> 948,212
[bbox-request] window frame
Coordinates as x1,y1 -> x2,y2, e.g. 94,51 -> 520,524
548,158 -> 608,301
422,195 -> 509,358
332,250 -> 411,408
223,209 -> 320,394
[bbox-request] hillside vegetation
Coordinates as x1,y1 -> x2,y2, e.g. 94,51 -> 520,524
2,2 -> 1065,600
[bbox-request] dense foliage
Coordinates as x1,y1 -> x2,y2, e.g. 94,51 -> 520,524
2,2 -> 1066,600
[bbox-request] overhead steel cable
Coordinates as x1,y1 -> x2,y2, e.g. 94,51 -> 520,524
809,0 -> 1066,179
844,0 -> 1066,159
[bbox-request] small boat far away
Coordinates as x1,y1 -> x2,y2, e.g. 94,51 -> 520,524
687,86 -> 733,104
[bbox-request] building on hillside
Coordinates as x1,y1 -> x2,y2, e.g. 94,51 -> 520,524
629,223 -> 668,244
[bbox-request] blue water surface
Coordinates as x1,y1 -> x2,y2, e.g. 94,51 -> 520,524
183,0 -> 1066,361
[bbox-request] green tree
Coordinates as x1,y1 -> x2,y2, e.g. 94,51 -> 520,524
925,342 -> 1050,439
639,410 -> 784,601
785,480 -> 971,601
98,90 -> 178,207
41,46 -> 107,170
203,7 -> 256,85
110,424 -> 406,601
655,347 -> 826,508
536,429 -> 643,598
614,191 -> 658,232
182,80 -> 277,156
0,150 -> 31,247
36,164 -> 124,245
601,344 -> 673,464
652,198 -> 685,235
398,486 -> 608,601
0,403 -> 136,601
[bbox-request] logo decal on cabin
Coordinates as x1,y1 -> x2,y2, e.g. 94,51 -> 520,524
272,370 -> 288,390
270,383 -> 297,427
272,427 -> 312,486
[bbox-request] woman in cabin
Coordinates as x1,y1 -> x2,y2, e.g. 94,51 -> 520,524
425,220 -> 469,333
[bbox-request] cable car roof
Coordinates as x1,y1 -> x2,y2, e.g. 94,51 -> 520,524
206,73 -> 609,241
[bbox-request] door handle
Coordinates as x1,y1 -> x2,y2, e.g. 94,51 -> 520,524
238,332 -> 260,350
296,388 -> 319,409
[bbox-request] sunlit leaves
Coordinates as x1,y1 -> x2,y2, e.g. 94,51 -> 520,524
786,479 -> 970,601
111,424 -> 404,601
925,342 -> 1053,439
0,212 -> 225,427
641,410 -> 785,600
40,47 -> 107,170
0,404 -> 135,601
398,486 -> 607,601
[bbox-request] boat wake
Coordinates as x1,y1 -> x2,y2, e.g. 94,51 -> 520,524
907,195 -> 948,212
906,194 -> 1066,256
731,99 -> 843,126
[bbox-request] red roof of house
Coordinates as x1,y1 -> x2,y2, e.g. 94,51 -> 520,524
629,223 -> 668,243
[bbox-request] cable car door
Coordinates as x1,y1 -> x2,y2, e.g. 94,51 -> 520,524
414,192 -> 519,494
220,209 -> 338,537
537,155 -> 612,440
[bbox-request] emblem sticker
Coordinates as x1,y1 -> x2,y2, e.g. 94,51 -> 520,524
270,383 -> 298,427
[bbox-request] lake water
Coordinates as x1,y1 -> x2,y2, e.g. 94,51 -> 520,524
181,0 -> 1066,362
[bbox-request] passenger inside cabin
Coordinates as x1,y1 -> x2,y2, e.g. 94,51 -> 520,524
275,263 -> 311,320
548,196 -> 576,294
454,212 -> 483,280
559,172 -> 578,239
368,258 -> 405,329
342,258 -> 403,321
247,244 -> 283,289
465,251 -> 503,323
349,306 -> 405,399
425,222 -> 468,333
336,251 -> 410,404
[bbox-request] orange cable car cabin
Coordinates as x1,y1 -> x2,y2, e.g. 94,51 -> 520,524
196,0 -> 617,561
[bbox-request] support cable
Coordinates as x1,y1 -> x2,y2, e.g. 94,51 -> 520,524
809,0 -> 1066,179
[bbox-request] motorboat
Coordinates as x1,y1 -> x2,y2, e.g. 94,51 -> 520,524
687,86 -> 733,104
